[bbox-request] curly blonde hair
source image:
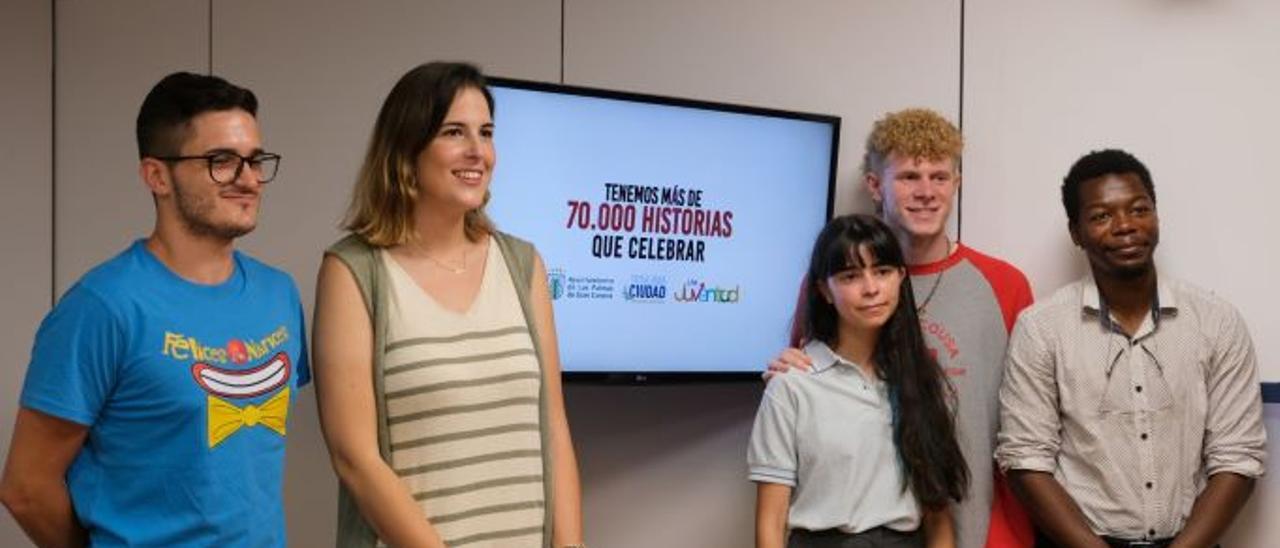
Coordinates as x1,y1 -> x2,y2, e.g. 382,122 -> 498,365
862,108 -> 963,177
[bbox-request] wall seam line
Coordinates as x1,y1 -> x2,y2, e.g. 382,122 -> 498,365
208,0 -> 214,73
957,0 -> 966,243
560,0 -> 566,83
50,0 -> 58,306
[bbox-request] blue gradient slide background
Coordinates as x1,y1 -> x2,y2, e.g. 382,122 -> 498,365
487,86 -> 834,373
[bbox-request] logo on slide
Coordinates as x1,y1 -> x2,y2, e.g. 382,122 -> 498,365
623,275 -> 667,303
548,268 -> 567,300
673,278 -> 741,303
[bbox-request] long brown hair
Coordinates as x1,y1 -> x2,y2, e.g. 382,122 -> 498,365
344,62 -> 495,246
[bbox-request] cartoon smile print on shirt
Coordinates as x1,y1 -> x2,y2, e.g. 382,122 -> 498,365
191,352 -> 292,448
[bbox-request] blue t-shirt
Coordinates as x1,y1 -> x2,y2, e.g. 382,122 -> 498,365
20,240 -> 310,547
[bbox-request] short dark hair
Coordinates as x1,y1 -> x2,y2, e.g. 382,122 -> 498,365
1061,148 -> 1156,225
136,72 -> 258,159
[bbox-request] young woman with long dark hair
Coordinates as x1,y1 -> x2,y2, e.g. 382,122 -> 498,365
749,214 -> 968,548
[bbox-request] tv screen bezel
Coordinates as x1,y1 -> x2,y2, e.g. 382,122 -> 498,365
486,77 -> 840,384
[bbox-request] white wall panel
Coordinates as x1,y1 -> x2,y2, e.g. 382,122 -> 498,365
964,0 -> 1280,375
55,0 -> 208,294
210,3 -> 561,545
566,0 -> 961,217
564,2 -> 959,545
0,2 -> 53,546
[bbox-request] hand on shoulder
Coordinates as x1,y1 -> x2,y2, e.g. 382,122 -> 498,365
763,347 -> 812,381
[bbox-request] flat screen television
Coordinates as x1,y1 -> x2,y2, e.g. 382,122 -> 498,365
485,78 -> 839,382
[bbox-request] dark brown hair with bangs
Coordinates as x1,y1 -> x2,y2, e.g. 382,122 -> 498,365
791,214 -> 969,509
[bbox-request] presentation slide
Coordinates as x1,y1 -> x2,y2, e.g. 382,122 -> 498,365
486,84 -> 835,375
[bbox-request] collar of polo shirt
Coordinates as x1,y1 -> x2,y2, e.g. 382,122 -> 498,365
802,339 -> 877,377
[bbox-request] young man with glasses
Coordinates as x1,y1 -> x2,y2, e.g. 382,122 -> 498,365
0,72 -> 308,547
996,149 -> 1264,548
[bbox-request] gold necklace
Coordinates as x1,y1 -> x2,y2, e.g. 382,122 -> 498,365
422,247 -> 468,274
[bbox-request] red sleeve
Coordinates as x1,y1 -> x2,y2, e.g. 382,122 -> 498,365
985,470 -> 1035,547
962,246 -> 1036,547
960,247 -> 1034,334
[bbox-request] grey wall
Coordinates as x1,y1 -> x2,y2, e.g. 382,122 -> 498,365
2,1 -> 1277,547
0,0 -> 52,544
54,0 -> 209,295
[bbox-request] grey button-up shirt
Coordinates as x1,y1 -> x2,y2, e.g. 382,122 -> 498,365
996,275 -> 1266,539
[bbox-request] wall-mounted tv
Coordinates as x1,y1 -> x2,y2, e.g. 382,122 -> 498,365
486,78 -> 839,382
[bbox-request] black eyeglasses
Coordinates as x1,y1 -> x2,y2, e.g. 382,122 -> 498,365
154,151 -> 282,184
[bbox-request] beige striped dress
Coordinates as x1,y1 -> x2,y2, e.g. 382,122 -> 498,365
379,239 -> 546,547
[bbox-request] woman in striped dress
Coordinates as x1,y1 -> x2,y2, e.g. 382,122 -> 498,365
312,62 -> 584,548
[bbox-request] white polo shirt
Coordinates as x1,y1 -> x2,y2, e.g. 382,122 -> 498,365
748,340 -> 921,533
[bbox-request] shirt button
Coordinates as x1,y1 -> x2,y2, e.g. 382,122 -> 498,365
1146,481 -> 1154,489
1148,529 -> 1156,537
1135,385 -> 1143,393
1140,433 -> 1148,440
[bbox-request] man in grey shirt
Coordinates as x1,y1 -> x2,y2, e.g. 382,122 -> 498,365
996,149 -> 1265,548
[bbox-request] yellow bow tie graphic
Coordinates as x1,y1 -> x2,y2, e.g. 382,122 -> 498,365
207,388 -> 290,448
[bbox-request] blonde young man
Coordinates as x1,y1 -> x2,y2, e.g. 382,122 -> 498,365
759,109 -> 1033,548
